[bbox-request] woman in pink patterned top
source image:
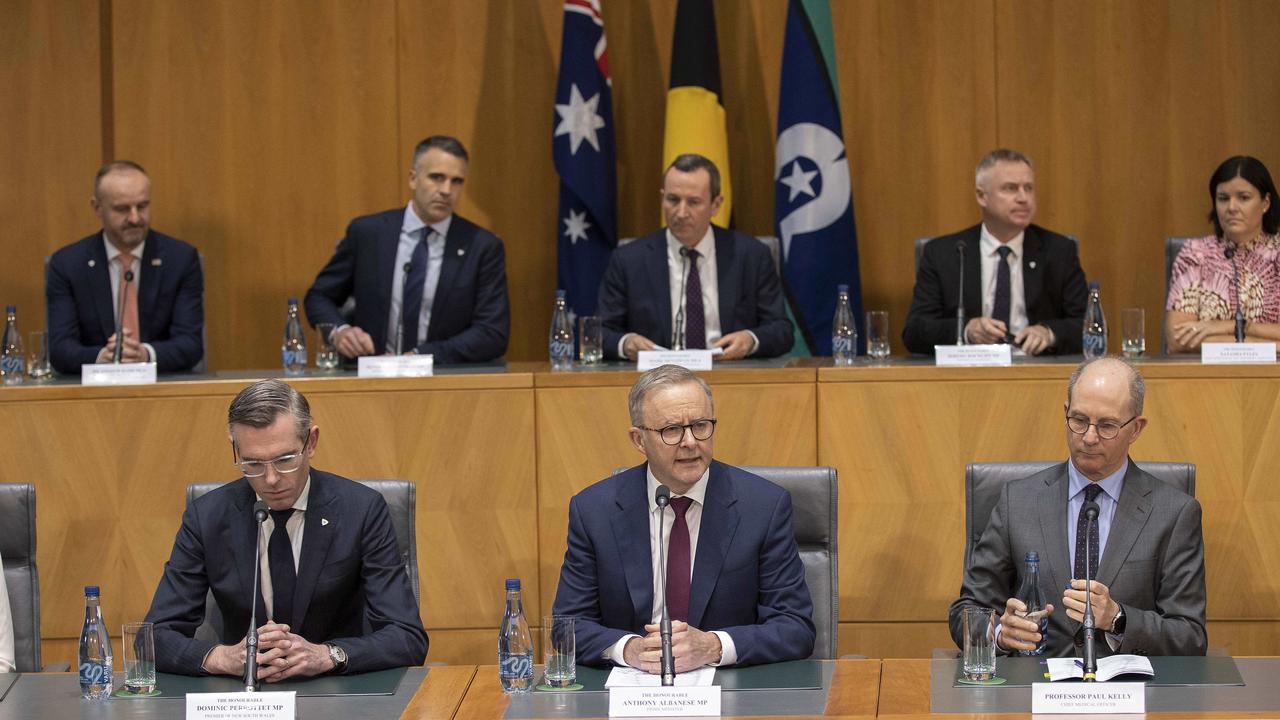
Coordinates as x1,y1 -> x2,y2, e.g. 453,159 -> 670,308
1167,156 -> 1280,352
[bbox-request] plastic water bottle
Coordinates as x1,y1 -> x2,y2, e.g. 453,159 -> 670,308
1,305 -> 24,385
78,585 -> 114,700
1014,551 -> 1049,656
832,285 -> 856,366
1083,282 -> 1107,360
498,578 -> 534,693
282,297 -> 307,376
549,291 -> 574,371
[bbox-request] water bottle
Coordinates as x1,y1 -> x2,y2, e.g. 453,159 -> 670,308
282,297 -> 307,376
832,285 -> 856,366
549,291 -> 574,371
498,578 -> 534,693
1,305 -> 24,385
1082,281 -> 1107,360
1014,551 -> 1049,656
78,585 -> 114,700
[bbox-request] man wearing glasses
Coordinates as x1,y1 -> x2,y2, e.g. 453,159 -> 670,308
145,379 -> 427,677
552,364 -> 814,671
949,357 -> 1207,657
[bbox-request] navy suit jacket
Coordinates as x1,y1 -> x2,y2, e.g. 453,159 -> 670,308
303,208 -> 509,364
902,224 -> 1088,355
597,228 -> 793,359
552,461 -> 815,667
46,231 -> 204,373
145,470 -> 428,675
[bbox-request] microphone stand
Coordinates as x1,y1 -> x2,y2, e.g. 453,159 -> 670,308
1225,243 -> 1246,342
955,242 -> 967,345
672,250 -> 688,350
396,261 -> 413,354
1081,501 -> 1099,682
245,501 -> 269,691
654,485 -> 675,686
112,270 -> 134,363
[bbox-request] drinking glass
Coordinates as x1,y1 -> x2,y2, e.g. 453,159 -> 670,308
578,316 -> 602,365
961,607 -> 996,681
542,615 -> 576,688
1121,308 -> 1145,358
865,311 -> 891,360
122,622 -> 156,694
27,330 -> 52,380
315,323 -> 339,370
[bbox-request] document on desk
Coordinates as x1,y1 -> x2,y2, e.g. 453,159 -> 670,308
1046,654 -> 1154,682
605,666 -> 716,687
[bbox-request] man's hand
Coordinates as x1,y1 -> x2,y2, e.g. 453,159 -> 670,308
965,317 -> 1009,344
254,623 -> 335,682
996,597 -> 1055,652
713,331 -> 755,360
624,622 -> 722,674
1169,319 -> 1232,351
333,326 -> 376,358
622,334 -> 660,360
1014,324 -> 1054,355
1062,579 -> 1120,631
201,637 -> 249,676
95,330 -> 148,363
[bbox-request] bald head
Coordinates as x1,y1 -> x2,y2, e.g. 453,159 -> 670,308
1067,357 -> 1144,416
1065,357 -> 1147,481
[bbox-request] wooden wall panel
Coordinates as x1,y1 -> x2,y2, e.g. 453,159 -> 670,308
0,0 -> 102,331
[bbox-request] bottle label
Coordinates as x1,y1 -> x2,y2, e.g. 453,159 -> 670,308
79,660 -> 112,685
0,355 -> 22,376
283,349 -> 307,367
549,341 -> 573,359
499,652 -> 533,678
832,336 -> 854,355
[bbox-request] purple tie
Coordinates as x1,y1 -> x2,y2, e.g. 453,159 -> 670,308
1074,484 -> 1103,580
683,250 -> 705,349
666,496 -> 693,622
992,245 -> 1012,328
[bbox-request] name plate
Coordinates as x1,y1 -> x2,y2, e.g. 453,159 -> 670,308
637,350 -> 714,371
609,686 -> 721,717
81,362 -> 157,385
186,691 -> 296,720
1031,682 -> 1145,714
934,344 -> 1012,367
357,354 -> 434,377
1201,342 -> 1277,364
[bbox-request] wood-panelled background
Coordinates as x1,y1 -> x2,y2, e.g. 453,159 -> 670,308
4,1 -> 1279,367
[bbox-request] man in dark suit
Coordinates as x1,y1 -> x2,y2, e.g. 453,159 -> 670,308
948,358 -> 1207,657
304,135 -> 509,364
553,365 -> 814,671
597,154 -> 792,360
46,160 -> 204,373
903,149 -> 1087,355
145,380 -> 427,678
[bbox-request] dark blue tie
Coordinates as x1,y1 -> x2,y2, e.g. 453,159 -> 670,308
400,228 -> 431,352
684,249 -> 706,349
268,509 -> 296,627
1074,484 -> 1103,580
992,245 -> 1012,328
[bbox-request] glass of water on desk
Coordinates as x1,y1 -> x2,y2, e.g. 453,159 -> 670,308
27,330 -> 52,380
866,310 -> 891,360
315,323 -> 339,370
961,607 -> 996,682
122,622 -> 156,695
1121,308 -> 1145,358
542,615 -> 576,688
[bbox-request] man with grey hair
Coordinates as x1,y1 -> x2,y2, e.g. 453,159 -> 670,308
552,364 -> 814,671
903,148 -> 1087,355
304,135 -> 510,364
949,357 -> 1207,657
145,379 -> 427,678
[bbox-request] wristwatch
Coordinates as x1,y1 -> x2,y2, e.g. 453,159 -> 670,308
1109,607 -> 1126,635
326,643 -> 348,673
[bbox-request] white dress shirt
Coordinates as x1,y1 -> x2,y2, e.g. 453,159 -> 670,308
384,202 -> 452,353
978,225 -> 1028,337
257,476 -> 311,622
101,236 -> 156,363
0,548 -> 13,672
606,467 -> 739,667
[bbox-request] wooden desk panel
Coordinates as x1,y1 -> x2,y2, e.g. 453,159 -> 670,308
401,664 -> 477,720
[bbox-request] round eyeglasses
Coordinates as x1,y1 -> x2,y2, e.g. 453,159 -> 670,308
637,419 -> 717,446
1065,414 -> 1136,440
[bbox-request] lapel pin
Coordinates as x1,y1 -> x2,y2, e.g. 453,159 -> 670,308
151,258 -> 163,267
88,259 -> 96,268
321,518 -> 329,526
1029,260 -> 1037,270
457,248 -> 465,256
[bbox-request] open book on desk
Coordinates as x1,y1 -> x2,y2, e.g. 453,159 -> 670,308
1046,655 -> 1154,682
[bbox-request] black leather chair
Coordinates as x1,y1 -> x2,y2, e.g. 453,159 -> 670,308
0,483 -> 43,672
964,461 -> 1196,570
1163,236 -> 1195,354
184,480 -> 418,641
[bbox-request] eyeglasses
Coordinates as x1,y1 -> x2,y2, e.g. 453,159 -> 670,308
233,445 -> 307,477
637,419 -> 717,446
1065,414 -> 1137,440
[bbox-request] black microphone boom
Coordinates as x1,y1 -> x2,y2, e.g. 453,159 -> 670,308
654,485 -> 675,686
112,269 -> 135,364
245,500 -> 269,691
955,241 -> 967,345
397,262 -> 414,355
1081,500 -> 1100,682
673,250 -> 690,350
1225,243 -> 1246,342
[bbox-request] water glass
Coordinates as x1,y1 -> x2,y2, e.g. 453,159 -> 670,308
961,607 -> 997,681
1121,308 -> 1145,358
27,330 -> 52,380
578,316 -> 602,365
315,323 -> 339,370
542,615 -> 576,688
122,622 -> 156,694
865,311 -> 891,359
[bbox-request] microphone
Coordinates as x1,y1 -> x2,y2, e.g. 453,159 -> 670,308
654,485 -> 675,686
112,269 -> 135,363
396,261 -> 413,355
1225,243 -> 1246,342
245,500 -> 269,691
1081,500 -> 1100,682
672,249 -> 690,350
955,241 -> 967,345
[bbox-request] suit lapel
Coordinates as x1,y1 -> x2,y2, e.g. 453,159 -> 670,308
428,220 -> 465,339
1096,462 -> 1154,588
963,231 -> 983,320
1037,465 -> 1072,596
87,238 -> 116,339
645,236 -> 673,346
222,481 -> 264,622
375,214 -> 400,343
1022,227 -> 1045,321
137,234 -> 163,341
610,468 -> 654,629
713,228 -> 736,333
293,473 -> 338,629
688,463 -> 739,628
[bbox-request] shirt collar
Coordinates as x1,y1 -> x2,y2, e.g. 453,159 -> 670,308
256,472 -> 311,513
1067,458 -> 1127,504
403,201 -> 452,242
646,464 -> 710,512
665,225 -> 715,259
102,234 -> 146,263
979,223 -> 1024,258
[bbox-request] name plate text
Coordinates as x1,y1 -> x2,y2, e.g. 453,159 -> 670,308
609,686 -> 721,717
186,691 -> 296,720
357,354 -> 435,377
82,362 -> 157,385
1201,342 -> 1276,364
1031,682 -> 1145,714
637,350 -> 715,371
934,344 -> 1012,367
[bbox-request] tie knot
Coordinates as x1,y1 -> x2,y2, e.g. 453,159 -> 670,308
1083,484 -> 1103,503
684,248 -> 700,262
118,251 -> 134,265
996,245 -> 1012,260
269,508 -> 295,525
669,496 -> 693,517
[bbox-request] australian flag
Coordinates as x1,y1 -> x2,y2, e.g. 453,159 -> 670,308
554,0 -> 616,318
774,0 -> 863,355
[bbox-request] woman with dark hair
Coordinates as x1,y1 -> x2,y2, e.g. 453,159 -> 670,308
1167,156 -> 1280,352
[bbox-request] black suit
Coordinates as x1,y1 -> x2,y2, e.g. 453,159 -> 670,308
145,470 -> 428,675
303,208 -> 509,364
597,227 -> 793,359
902,224 -> 1087,355
46,231 -> 204,373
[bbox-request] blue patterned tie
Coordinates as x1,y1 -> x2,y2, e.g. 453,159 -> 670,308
1074,484 -> 1103,580
683,249 -> 706,349
993,245 -> 1012,329
400,228 -> 431,352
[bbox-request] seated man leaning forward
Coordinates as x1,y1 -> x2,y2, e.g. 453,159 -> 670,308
553,364 -> 814,671
948,357 -> 1206,657
145,379 -> 427,678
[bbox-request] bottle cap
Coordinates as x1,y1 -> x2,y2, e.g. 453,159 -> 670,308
837,284 -> 849,293
1088,281 -> 1099,290
84,585 -> 100,597
1025,551 -> 1040,562
555,289 -> 566,299
287,297 -> 298,305
5,305 -> 14,314
505,578 -> 521,591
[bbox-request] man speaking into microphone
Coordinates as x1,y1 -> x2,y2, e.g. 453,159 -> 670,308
552,365 -> 814,671
948,357 -> 1206,657
145,379 -> 426,678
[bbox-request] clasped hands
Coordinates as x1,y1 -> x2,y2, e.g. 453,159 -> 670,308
95,330 -> 148,363
622,330 -> 755,360
1168,319 -> 1235,350
964,318 -> 1053,355
333,326 -> 422,358
996,579 -> 1121,652
202,622 -> 334,681
622,621 -> 722,674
